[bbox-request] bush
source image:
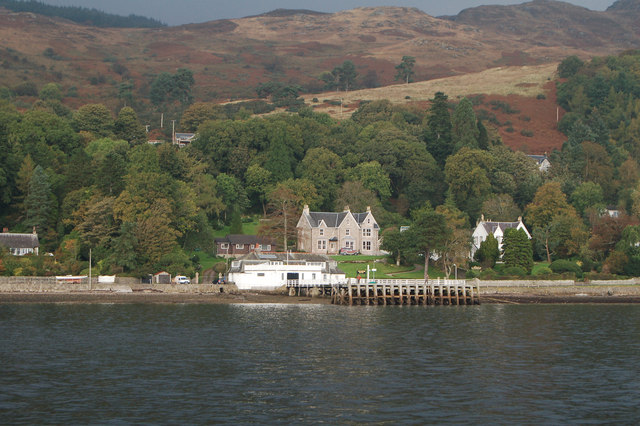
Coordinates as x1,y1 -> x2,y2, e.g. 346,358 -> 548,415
533,266 -> 552,276
479,268 -> 498,279
502,266 -> 527,277
520,130 -> 534,137
536,93 -> 546,100
549,259 -> 583,278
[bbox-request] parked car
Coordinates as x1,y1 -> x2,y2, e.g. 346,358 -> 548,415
175,275 -> 190,284
339,248 -> 359,255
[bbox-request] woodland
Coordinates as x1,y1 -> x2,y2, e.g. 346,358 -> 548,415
2,51 -> 640,278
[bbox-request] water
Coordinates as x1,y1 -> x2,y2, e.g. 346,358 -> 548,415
1,303 -> 639,424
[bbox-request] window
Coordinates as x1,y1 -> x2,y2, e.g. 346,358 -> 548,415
220,243 -> 229,249
346,229 -> 350,236
362,241 -> 371,251
346,241 -> 354,249
257,273 -> 265,277
317,240 -> 326,250
363,229 -> 371,237
236,244 -> 244,249
261,244 -> 271,251
319,228 -> 324,236
312,273 -> 316,280
367,218 -> 371,224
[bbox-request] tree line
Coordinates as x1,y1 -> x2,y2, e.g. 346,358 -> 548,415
2,51 -> 640,279
0,0 -> 166,28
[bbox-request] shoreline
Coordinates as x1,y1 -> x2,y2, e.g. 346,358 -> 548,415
2,291 -> 640,304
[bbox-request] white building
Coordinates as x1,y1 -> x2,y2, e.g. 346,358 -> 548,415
228,252 -> 346,290
471,215 -> 531,259
0,229 -> 39,256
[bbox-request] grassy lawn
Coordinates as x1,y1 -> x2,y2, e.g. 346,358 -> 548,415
335,256 -> 445,279
212,219 -> 260,238
189,250 -> 225,272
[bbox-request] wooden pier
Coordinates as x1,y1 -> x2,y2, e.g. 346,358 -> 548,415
330,279 -> 479,306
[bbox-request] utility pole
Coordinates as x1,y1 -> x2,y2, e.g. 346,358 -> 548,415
161,113 -> 164,128
171,120 -> 176,145
89,248 -> 92,291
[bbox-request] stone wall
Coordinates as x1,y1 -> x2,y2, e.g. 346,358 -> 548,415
0,276 -> 238,294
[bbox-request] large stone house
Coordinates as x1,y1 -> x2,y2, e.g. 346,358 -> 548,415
0,228 -> 39,256
470,215 -> 531,259
296,205 -> 381,255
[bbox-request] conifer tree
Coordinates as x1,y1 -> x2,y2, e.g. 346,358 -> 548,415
425,92 -> 453,166
502,228 -> 533,273
452,97 -> 479,152
24,165 -> 55,233
475,233 -> 500,268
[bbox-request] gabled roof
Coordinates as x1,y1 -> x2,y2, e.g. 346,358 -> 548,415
306,212 -> 349,228
303,210 -> 378,229
527,154 -> 549,164
0,233 -> 39,249
481,221 -> 520,235
214,234 -> 273,245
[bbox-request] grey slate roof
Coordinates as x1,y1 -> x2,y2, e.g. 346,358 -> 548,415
0,233 -> 39,249
481,222 -> 520,234
305,211 -> 378,228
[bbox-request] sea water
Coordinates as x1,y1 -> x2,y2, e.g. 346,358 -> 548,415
1,303 -> 639,423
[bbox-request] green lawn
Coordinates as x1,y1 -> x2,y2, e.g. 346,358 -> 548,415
335,257 -> 445,279
189,250 -> 225,272
212,220 -> 261,238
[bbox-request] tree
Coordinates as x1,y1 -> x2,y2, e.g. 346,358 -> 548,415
297,147 -> 343,209
525,182 -> 577,229
348,161 -> 391,199
39,83 -> 62,101
110,221 -> 138,273
452,98 -> 479,151
245,164 -> 273,216
381,227 -> 409,266
475,234 -> 500,268
113,107 -> 146,145
394,56 -> 416,84
424,92 -> 453,166
558,55 -> 584,78
24,165 -> 55,234
481,194 -> 522,222
502,228 -> 533,273
73,103 -> 114,138
259,183 -> 302,251
404,204 -> 451,281
334,181 -> 378,213
325,60 -> 358,92
436,202 -> 471,278
570,182 -> 605,218
150,68 -> 195,106
445,147 -> 495,220
229,210 -> 243,234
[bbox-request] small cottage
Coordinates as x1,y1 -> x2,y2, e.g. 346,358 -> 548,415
0,228 -> 39,256
228,252 -> 346,290
215,234 -> 275,258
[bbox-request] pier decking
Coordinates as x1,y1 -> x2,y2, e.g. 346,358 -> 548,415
287,278 -> 480,306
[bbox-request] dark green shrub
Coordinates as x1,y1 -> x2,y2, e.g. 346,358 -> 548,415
479,268 -> 497,279
533,266 -> 552,276
536,93 -> 546,100
502,266 -> 527,277
549,259 -> 582,278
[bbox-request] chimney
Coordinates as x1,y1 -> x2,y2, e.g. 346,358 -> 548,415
2,227 -> 7,233
303,204 -> 309,215
344,205 -> 350,212
366,206 -> 371,212
32,226 -> 37,235
518,216 -> 523,223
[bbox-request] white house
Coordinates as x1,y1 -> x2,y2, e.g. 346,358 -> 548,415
0,228 -> 39,256
527,154 -> 551,172
471,215 -> 531,259
228,252 -> 346,290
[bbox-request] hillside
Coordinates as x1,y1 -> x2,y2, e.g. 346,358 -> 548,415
1,0 -> 639,152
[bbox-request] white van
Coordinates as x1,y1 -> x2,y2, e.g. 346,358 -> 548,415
175,275 -> 190,284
